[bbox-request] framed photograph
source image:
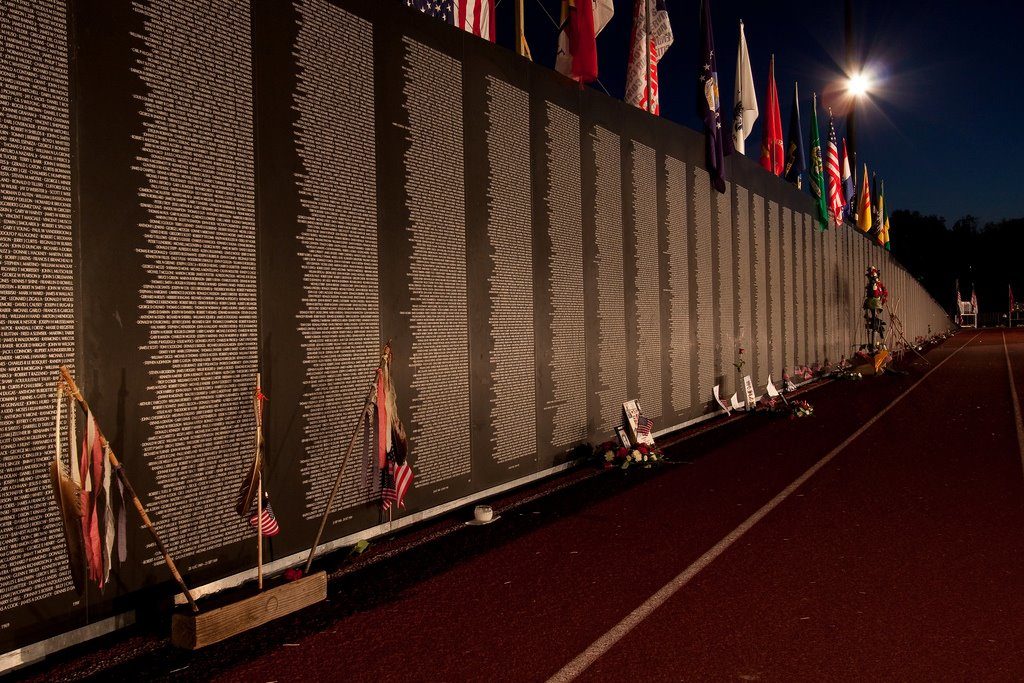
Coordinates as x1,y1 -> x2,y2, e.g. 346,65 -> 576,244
615,425 -> 631,448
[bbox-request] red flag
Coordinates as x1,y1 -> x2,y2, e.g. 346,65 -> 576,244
557,0 -> 598,83
760,56 -> 784,175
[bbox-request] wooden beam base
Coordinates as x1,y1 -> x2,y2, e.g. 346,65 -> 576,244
171,571 -> 326,650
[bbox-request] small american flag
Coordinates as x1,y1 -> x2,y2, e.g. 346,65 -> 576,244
382,460 -> 414,511
636,416 -> 654,437
248,493 -> 280,537
404,0 -> 495,42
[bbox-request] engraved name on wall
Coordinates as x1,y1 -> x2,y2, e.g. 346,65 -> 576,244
484,75 -> 535,464
400,37 -> 470,486
133,0 -> 258,562
0,0 -> 76,611
630,141 -> 662,420
664,156 -> 690,414
293,0 -> 381,516
542,102 -> 586,449
590,125 -> 626,432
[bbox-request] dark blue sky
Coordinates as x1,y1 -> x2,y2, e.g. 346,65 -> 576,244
495,0 -> 1024,227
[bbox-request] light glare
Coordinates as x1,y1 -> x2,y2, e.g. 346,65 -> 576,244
848,72 -> 870,96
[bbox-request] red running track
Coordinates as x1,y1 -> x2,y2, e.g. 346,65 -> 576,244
26,330 -> 1024,681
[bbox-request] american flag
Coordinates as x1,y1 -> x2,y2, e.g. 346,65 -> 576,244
636,415 -> 654,437
382,459 -> 414,511
405,0 -> 495,42
826,114 -> 844,225
248,493 -> 280,537
625,0 -> 673,115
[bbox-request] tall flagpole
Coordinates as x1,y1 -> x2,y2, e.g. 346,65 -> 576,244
644,0 -> 653,113
515,0 -> 527,58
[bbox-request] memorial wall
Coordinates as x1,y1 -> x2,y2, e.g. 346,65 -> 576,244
0,0 -> 954,657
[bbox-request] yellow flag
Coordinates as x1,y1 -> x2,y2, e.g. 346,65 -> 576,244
856,163 -> 872,233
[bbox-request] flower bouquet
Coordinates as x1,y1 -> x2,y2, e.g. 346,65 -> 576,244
596,440 -> 664,470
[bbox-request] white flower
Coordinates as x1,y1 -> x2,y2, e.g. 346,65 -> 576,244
604,451 -> 614,462
643,455 -> 648,462
632,450 -> 642,462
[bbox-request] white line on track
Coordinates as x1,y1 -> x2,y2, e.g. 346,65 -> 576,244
1001,331 -> 1024,476
549,332 -> 981,683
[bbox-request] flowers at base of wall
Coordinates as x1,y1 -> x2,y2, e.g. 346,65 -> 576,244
596,440 -> 665,470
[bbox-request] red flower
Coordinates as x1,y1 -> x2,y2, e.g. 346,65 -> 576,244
616,446 -> 628,458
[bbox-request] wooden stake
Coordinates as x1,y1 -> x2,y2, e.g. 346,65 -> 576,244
58,366 -> 199,613
303,343 -> 389,574
257,476 -> 263,590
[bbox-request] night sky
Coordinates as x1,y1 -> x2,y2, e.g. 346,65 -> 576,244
493,0 -> 1024,227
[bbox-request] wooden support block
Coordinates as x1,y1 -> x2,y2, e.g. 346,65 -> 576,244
171,571 -> 326,650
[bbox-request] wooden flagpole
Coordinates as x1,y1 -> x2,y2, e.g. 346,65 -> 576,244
59,365 -> 199,613
303,343 -> 389,574
254,373 -> 264,590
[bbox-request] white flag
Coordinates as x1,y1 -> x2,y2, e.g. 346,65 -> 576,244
732,21 -> 758,155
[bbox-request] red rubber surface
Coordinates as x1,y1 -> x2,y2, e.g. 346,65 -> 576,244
22,330 -> 1024,681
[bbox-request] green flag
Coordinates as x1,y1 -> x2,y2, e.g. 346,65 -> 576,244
808,93 -> 828,230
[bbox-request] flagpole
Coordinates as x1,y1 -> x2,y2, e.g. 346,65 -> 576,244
303,342 -> 389,575
257,475 -> 264,590
58,365 -> 199,613
255,373 -> 264,591
644,0 -> 652,113
514,0 -> 526,57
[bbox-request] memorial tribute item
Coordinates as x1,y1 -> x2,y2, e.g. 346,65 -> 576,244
56,367 -> 198,612
743,375 -> 758,408
304,342 -> 399,574
712,385 -> 731,415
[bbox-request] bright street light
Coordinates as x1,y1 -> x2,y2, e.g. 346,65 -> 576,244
848,72 -> 871,97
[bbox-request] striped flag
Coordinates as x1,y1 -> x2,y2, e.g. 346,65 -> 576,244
826,113 -> 844,225
248,493 -> 280,537
404,0 -> 495,42
636,415 -> 654,436
625,0 -> 674,115
382,459 -> 414,511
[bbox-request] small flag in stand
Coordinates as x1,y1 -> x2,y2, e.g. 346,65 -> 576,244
248,493 -> 280,537
404,0 -> 495,42
382,459 -> 414,511
636,415 -> 654,437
